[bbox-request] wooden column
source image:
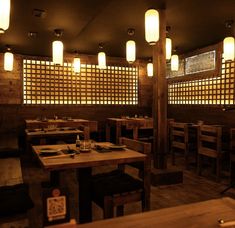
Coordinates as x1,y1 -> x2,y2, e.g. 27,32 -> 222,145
152,9 -> 167,169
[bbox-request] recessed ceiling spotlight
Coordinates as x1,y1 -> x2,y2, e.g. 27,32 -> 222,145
32,9 -> 46,18
28,31 -> 37,37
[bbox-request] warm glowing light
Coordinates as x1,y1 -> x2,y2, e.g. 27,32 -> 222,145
166,37 -> 172,60
223,36 -> 235,61
98,51 -> 106,69
4,51 -> 13,71
145,9 -> 159,45
126,40 -> 136,63
147,63 -> 153,77
73,57 -> 81,74
171,54 -> 179,71
0,0 -> 10,33
52,40 -> 63,65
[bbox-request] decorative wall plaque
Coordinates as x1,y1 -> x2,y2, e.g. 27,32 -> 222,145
185,50 -> 216,75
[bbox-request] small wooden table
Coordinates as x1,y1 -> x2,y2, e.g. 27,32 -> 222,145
25,128 -> 84,145
32,143 -> 148,224
106,118 -> 153,143
25,119 -> 98,133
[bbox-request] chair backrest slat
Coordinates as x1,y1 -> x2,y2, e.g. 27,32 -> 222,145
198,124 -> 222,155
119,137 -> 151,155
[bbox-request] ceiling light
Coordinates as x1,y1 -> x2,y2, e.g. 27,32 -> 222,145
126,28 -> 136,64
223,20 -> 234,61
171,54 -> 179,71
73,51 -> 81,74
0,0 -> 11,33
52,29 -> 63,65
145,9 -> 159,45
147,61 -> 153,77
166,26 -> 172,60
98,43 -> 106,70
4,45 -> 13,71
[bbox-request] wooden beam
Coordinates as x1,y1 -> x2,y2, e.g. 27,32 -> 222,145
152,9 -> 167,169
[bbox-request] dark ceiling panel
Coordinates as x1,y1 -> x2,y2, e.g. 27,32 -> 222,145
0,0 -> 234,59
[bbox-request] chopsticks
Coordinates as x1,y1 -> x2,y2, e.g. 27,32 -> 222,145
218,219 -> 235,227
42,153 -> 76,159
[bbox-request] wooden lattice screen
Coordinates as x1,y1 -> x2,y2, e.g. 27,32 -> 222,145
23,59 -> 138,105
168,59 -> 235,105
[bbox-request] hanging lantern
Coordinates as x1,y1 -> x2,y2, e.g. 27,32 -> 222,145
166,37 -> 172,60
98,51 -> 106,69
4,48 -> 13,71
52,40 -> 63,65
147,62 -> 153,77
171,54 -> 179,71
0,0 -> 10,33
223,36 -> 235,61
126,40 -> 136,64
73,57 -> 81,74
145,9 -> 159,45
52,29 -> 63,65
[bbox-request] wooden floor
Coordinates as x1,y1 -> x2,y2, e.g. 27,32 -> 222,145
1,153 -> 235,228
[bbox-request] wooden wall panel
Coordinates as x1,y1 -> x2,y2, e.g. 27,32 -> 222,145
0,53 -> 152,134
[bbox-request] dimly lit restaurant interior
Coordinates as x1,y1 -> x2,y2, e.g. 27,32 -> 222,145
1,0 -> 235,227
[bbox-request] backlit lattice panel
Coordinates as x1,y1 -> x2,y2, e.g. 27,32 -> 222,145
168,59 -> 235,105
23,59 -> 138,105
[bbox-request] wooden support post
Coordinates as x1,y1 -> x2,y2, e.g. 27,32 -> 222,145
153,9 -> 167,169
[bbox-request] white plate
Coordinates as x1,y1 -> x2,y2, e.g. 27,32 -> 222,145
108,144 -> 126,149
80,148 -> 91,152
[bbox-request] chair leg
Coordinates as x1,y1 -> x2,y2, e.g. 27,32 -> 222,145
141,192 -> 150,212
216,157 -> 221,182
171,148 -> 175,165
185,150 -> 189,169
103,196 -> 114,219
197,154 -> 202,176
116,205 -> 124,217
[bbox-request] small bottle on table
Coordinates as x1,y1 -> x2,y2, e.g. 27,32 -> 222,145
76,135 -> 80,149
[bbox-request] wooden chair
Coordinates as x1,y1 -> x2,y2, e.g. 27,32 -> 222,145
167,118 -> 174,154
229,128 -> 235,185
197,125 -> 222,181
221,128 -> 235,193
170,122 -> 190,168
91,137 -> 151,219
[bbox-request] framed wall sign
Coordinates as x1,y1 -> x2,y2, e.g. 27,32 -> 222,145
185,50 -> 216,75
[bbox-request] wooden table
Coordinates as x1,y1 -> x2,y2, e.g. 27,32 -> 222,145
25,119 -> 98,133
25,128 -> 84,145
106,118 -> 153,143
77,197 -> 235,228
32,143 -> 148,224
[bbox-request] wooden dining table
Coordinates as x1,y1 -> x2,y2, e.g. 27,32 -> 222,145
106,117 -> 153,143
25,118 -> 98,133
25,128 -> 84,145
46,197 -> 235,228
31,142 -> 149,224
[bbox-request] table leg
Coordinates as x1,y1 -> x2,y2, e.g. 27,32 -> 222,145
76,167 -> 92,224
39,138 -> 47,145
50,171 -> 60,186
133,126 -> 138,140
106,123 -> 111,142
116,123 -> 121,144
143,159 -> 151,211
